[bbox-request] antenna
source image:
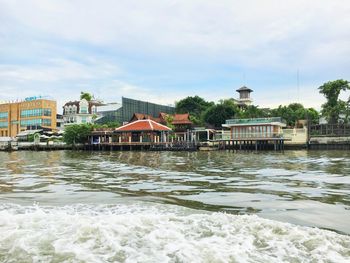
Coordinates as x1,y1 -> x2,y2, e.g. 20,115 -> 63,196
297,69 -> 300,103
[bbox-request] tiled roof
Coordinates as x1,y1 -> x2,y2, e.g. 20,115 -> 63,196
130,113 -> 162,123
236,86 -> 253,92
172,113 -> 193,125
115,119 -> 172,132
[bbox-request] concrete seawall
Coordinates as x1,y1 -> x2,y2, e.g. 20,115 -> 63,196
309,136 -> 350,150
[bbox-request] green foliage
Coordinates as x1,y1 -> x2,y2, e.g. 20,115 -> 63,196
80,91 -> 93,101
104,122 -> 120,128
63,124 -> 93,145
175,95 -> 320,128
92,122 -> 120,129
270,103 -> 319,126
203,100 -> 237,127
164,114 -> 175,130
27,134 -> 35,142
238,105 -> 269,119
175,96 -> 214,120
319,79 -> 350,124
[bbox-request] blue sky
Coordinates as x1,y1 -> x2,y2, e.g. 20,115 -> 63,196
1,0 -> 350,113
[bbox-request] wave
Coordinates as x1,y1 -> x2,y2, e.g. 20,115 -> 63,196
0,203 -> 349,263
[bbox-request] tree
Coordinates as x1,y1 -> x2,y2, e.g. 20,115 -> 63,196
319,79 -> 350,124
80,92 -> 93,101
164,114 -> 175,130
63,124 -> 93,145
175,96 -> 214,119
203,101 -> 237,128
238,105 -> 268,119
269,103 -> 319,127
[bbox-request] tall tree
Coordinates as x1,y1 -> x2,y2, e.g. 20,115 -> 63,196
175,96 -> 213,119
63,124 -> 93,145
80,92 -> 93,101
203,100 -> 237,128
319,79 -> 350,124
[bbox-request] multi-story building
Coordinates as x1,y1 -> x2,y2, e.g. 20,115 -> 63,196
63,99 -> 103,125
0,98 -> 57,137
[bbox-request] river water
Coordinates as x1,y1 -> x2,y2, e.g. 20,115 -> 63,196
0,150 -> 349,262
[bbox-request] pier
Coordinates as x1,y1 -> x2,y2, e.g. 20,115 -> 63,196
217,138 -> 285,151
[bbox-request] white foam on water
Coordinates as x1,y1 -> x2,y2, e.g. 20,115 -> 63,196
0,203 -> 349,263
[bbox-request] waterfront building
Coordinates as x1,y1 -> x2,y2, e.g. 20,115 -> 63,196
89,119 -> 172,146
63,99 -> 104,125
56,114 -> 64,130
234,86 -> 253,108
222,117 -> 286,139
172,113 -> 193,141
113,119 -> 171,143
0,98 -> 57,137
221,117 -> 286,150
129,112 -> 167,125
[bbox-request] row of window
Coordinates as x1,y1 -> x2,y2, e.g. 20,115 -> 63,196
64,104 -> 98,115
0,112 -> 8,119
20,119 -> 52,127
20,108 -> 52,118
0,121 -> 8,128
232,125 -> 276,138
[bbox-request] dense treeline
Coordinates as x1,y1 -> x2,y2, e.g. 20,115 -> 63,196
175,97 -> 319,128
175,79 -> 350,128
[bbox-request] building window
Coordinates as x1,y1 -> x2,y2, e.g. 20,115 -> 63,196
43,109 -> 52,116
20,119 -> 42,127
20,108 -> 52,118
80,106 -> 88,114
0,112 -> 8,119
0,121 -> 8,128
81,116 -> 87,123
42,119 -> 51,126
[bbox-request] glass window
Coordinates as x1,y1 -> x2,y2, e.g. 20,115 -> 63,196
0,112 -> 8,119
0,121 -> 8,128
42,119 -> 51,126
80,106 -> 88,114
20,119 -> 42,127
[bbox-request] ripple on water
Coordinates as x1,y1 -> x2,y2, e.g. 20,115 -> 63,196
0,203 -> 349,263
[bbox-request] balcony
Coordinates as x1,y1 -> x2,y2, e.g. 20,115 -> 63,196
225,117 -> 283,126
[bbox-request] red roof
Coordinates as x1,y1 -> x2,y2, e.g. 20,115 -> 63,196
115,119 -> 172,132
129,113 -> 162,124
172,113 -> 193,125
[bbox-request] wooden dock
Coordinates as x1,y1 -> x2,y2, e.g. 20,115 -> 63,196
85,141 -> 198,151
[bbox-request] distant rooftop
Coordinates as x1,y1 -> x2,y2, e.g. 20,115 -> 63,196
236,86 -> 253,92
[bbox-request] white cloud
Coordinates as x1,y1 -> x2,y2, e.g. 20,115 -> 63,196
0,58 -> 121,82
1,0 -> 349,111
1,0 -> 349,70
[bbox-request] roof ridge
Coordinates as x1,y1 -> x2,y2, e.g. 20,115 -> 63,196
149,119 -> 154,130
149,119 -> 172,130
115,119 -> 144,131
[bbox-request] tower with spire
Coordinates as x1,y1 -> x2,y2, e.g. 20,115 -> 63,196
235,86 -> 253,108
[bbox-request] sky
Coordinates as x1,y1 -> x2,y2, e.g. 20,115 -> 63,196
0,0 -> 350,113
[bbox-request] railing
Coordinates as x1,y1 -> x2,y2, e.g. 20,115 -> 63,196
225,117 -> 283,125
214,131 -> 283,140
310,124 -> 350,137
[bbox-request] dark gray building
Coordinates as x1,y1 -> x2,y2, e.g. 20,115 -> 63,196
96,97 -> 175,125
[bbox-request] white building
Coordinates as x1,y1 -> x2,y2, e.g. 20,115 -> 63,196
63,99 -> 104,125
